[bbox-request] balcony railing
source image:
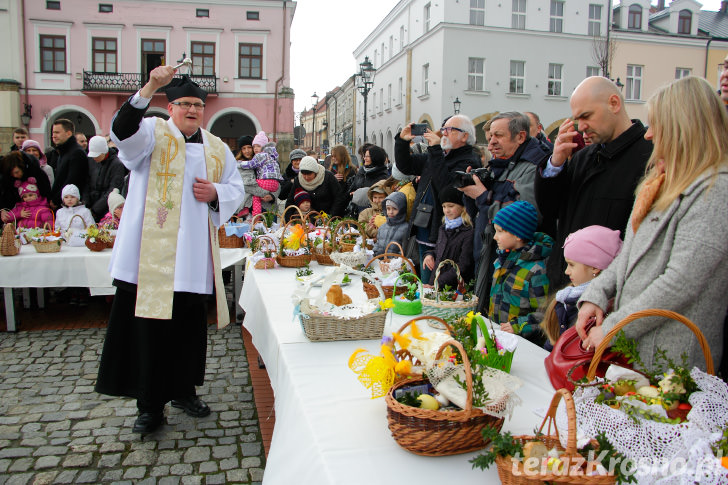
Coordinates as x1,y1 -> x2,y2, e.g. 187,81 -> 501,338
82,71 -> 217,94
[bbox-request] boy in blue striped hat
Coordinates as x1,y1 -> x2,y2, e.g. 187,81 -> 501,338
488,200 -> 552,345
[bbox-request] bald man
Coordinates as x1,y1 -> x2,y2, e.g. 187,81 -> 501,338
534,76 -> 653,287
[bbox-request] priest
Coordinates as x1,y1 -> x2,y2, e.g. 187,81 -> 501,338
95,65 -> 245,434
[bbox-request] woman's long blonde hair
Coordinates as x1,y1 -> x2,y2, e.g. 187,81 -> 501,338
637,76 -> 728,211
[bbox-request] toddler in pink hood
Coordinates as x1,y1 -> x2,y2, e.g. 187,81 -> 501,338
0,177 -> 53,228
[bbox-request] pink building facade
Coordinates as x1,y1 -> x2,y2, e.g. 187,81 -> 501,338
11,0 -> 296,158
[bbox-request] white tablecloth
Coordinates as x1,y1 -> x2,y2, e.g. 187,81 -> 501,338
240,265 -> 557,485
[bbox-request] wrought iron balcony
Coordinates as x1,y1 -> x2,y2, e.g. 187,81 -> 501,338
82,71 -> 217,94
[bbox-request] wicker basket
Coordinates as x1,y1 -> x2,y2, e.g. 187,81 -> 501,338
421,259 -> 478,320
362,252 -> 417,299
311,225 -> 337,266
276,210 -> 312,268
218,216 -> 247,248
332,219 -> 362,252
299,268 -> 388,342
494,389 -> 616,484
385,339 -> 504,456
252,235 -> 277,270
392,316 -> 452,380
31,222 -> 62,253
1,211 -> 21,256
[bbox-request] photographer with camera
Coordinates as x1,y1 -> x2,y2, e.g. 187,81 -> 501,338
393,115 -> 481,283
459,111 -> 552,313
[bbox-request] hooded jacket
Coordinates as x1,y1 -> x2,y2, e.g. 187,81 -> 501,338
358,179 -> 392,238
86,150 -> 126,220
373,191 -> 409,256
488,232 -> 553,344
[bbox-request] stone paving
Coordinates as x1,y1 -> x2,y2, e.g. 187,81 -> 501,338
0,324 -> 266,484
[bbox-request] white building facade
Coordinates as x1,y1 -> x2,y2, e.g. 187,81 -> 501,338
353,0 -> 612,156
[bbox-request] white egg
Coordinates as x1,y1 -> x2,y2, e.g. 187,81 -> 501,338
434,394 -> 449,406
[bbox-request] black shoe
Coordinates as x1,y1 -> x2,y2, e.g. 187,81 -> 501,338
132,412 -> 164,434
171,396 -> 211,418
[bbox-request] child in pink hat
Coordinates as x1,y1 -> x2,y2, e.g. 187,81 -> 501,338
540,225 -> 623,349
1,177 -> 53,228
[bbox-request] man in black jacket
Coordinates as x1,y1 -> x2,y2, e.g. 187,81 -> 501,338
85,135 -> 126,220
49,119 -> 89,209
535,76 -> 652,288
394,115 -> 481,283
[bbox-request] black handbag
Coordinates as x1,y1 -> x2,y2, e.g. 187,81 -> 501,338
411,202 -> 433,228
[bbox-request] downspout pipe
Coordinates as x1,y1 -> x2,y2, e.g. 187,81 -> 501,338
21,0 -> 30,125
273,0 -> 287,142
705,37 -> 713,79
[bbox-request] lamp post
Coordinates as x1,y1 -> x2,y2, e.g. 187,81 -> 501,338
453,97 -> 461,115
311,92 -> 319,153
20,103 -> 32,127
356,56 -> 376,143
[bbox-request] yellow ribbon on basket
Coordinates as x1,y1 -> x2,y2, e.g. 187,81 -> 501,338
348,346 -> 398,399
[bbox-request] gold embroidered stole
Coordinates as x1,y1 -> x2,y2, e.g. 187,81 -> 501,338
136,119 -> 230,328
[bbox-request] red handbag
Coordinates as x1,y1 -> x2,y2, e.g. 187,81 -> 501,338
544,320 -> 628,391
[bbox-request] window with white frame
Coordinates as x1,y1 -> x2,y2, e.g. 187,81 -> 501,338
512,0 -> 526,30
387,83 -> 392,110
626,64 -> 642,100
379,88 -> 383,113
550,1 -> 563,33
675,67 -> 691,79
468,57 -> 485,91
470,0 -> 485,26
400,26 -> 405,51
548,63 -> 563,96
389,36 -> 393,59
678,9 -> 692,34
92,37 -> 117,73
381,42 -> 385,65
588,4 -> 602,36
586,66 -> 600,77
509,60 -> 525,94
398,77 -> 403,106
423,63 -> 430,95
424,3 -> 431,33
40,35 -> 66,73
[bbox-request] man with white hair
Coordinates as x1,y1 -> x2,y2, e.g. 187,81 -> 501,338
460,111 -> 552,313
394,114 -> 481,283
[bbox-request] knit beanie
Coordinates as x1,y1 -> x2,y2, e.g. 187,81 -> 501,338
289,148 -> 307,161
492,200 -> 538,242
62,184 -> 81,200
107,188 -> 125,214
439,185 -> 464,206
87,135 -> 109,158
15,177 -> 39,197
299,156 -> 321,173
563,225 -> 623,270
237,135 -> 254,151
252,131 -> 269,147
293,189 -> 311,206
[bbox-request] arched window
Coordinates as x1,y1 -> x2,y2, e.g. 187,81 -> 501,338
678,9 -> 692,34
628,4 -> 642,30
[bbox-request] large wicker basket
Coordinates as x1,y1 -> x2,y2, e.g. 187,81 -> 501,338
1,211 -> 21,256
392,316 -> 452,380
385,339 -> 504,456
299,268 -> 388,342
421,259 -> 478,320
362,251 -> 417,299
276,206 -> 312,267
494,389 -> 616,484
331,219 -> 363,252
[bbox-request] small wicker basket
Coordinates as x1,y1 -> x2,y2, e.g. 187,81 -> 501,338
1,210 -> 21,256
276,207 -> 312,268
218,216 -> 247,248
385,339 -> 504,456
331,219 -> 363,252
494,388 -> 616,484
421,259 -> 478,321
253,235 -> 277,270
299,268 -> 388,342
31,222 -> 62,253
362,252 -> 417,299
311,225 -> 337,266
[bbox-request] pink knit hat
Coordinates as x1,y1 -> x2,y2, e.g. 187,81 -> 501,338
252,131 -> 269,147
563,225 -> 623,270
15,177 -> 39,197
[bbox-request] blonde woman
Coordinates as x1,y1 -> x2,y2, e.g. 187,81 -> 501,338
576,76 -> 728,372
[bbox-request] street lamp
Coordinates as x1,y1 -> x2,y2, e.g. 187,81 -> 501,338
453,97 -> 461,115
356,56 -> 376,143
311,92 -> 319,152
20,103 -> 32,127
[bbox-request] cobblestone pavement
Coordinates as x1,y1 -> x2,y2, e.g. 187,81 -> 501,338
0,324 -> 265,484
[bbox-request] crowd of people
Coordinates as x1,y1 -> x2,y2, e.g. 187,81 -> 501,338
2,69 -> 726,434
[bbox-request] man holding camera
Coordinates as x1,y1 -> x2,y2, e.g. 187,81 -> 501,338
393,115 -> 481,283
459,111 -> 552,313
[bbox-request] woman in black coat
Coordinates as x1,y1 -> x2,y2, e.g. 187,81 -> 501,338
347,145 -> 390,198
0,151 -> 53,211
284,156 -> 347,220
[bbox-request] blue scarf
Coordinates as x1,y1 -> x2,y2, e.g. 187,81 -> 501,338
555,282 -> 589,305
444,216 -> 463,230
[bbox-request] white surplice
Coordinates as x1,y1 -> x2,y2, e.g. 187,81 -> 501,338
109,116 -> 245,295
